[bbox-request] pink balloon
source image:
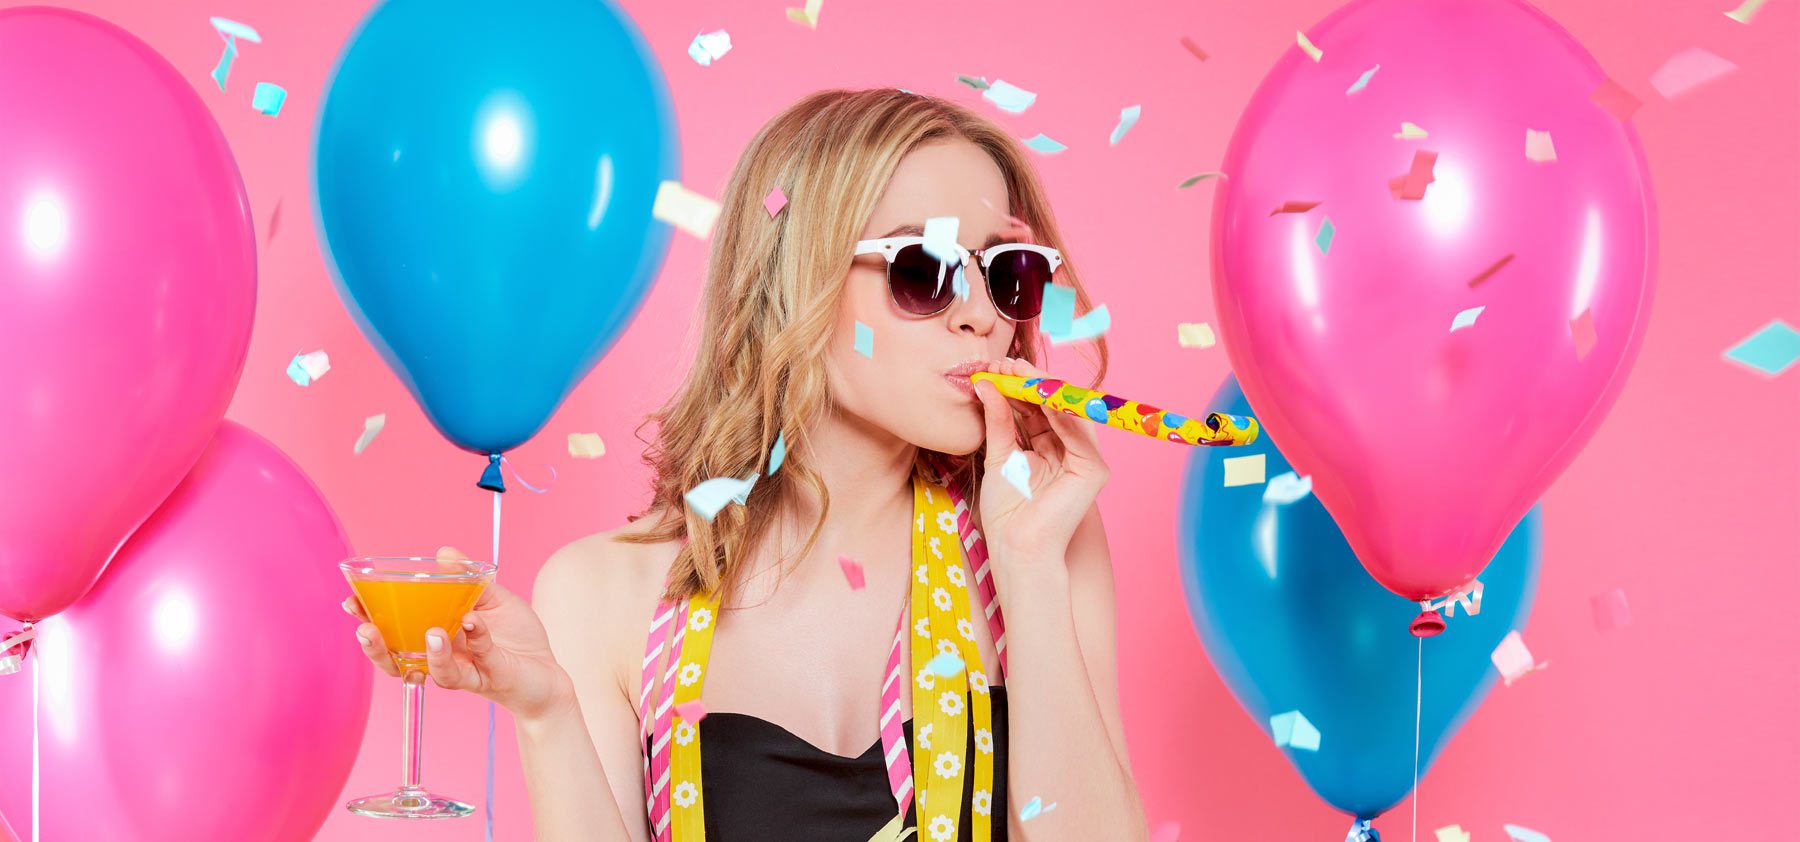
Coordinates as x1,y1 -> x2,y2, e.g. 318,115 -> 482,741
1212,0 -> 1654,602
0,422 -> 369,840
0,8 -> 256,622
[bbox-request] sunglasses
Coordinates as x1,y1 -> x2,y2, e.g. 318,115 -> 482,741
853,236 -> 1062,322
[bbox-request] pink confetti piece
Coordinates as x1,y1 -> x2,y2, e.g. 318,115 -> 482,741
1269,200 -> 1321,216
1179,36 -> 1209,61
763,185 -> 787,217
266,199 -> 282,245
1389,150 -> 1438,200
673,700 -> 708,723
1151,821 -> 1182,842
1467,253 -> 1515,287
838,555 -> 865,590
1570,309 -> 1598,359
1650,47 -> 1737,99
1589,78 -> 1642,121
1591,587 -> 1632,632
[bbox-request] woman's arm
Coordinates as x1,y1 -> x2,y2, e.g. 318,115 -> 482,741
993,505 -> 1147,841
525,541 -> 654,842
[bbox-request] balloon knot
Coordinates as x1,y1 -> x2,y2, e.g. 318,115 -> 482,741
1345,818 -> 1381,842
1410,609 -> 1445,637
477,453 -> 506,493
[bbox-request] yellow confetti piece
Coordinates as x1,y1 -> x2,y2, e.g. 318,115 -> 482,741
1177,322 -> 1216,348
1725,0 -> 1768,23
1295,30 -> 1324,62
1525,128 -> 1557,162
653,180 -> 720,239
354,413 -> 386,455
785,0 -> 823,28
1436,826 -> 1472,842
1394,121 -> 1429,140
568,432 -> 606,459
1223,453 -> 1266,487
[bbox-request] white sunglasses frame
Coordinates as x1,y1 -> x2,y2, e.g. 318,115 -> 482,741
851,236 -> 1064,321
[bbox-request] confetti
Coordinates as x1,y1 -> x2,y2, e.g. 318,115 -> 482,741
1503,825 -> 1552,842
1525,128 -> 1556,162
1314,217 -> 1335,255
922,215 -> 961,263
1394,121 -> 1429,139
952,264 -> 970,301
1570,309 -> 1598,359
1490,630 -> 1547,685
267,199 -> 282,245
853,320 -> 874,358
925,651 -> 965,677
1450,305 -> 1486,332
1048,304 -> 1110,345
1650,47 -> 1736,99
1179,172 -> 1224,188
1223,453 -> 1266,487
1722,319 -> 1800,375
354,413 -> 386,455
1042,283 -> 1075,336
673,700 -> 708,723
1177,322 -> 1216,348
1270,200 -> 1321,215
1022,133 -> 1067,155
286,350 -> 330,386
1725,0 -> 1769,23
1467,253 -> 1514,287
687,30 -> 732,66
1110,105 -> 1141,145
210,36 -> 238,91
1345,64 -> 1380,95
956,74 -> 990,90
982,79 -> 1037,114
568,432 -> 606,459
653,180 -> 721,239
1269,710 -> 1321,751
768,431 -> 787,475
1179,36 -> 1209,61
1295,30 -> 1324,62
1151,821 -> 1182,842
1262,472 -> 1313,505
1589,78 -> 1641,121
763,186 -> 787,217
1390,150 -> 1438,200
685,475 -> 758,521
1591,587 -> 1631,632
838,555 -> 865,590
1435,826 -> 1472,842
784,0 -> 822,28
209,16 -> 262,42
1019,796 -> 1057,821
252,82 -> 286,116
1001,450 -> 1033,499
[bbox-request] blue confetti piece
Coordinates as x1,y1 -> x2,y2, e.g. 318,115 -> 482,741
1019,796 -> 1057,821
952,263 -> 970,301
1263,472 -> 1314,505
768,431 -> 787,475
285,356 -> 311,387
925,651 -> 964,677
982,79 -> 1036,113
1502,825 -> 1552,842
1450,305 -> 1486,332
1346,64 -> 1380,95
684,476 -> 757,521
1041,282 -> 1075,336
252,82 -> 286,116
1722,319 -> 1799,375
209,17 -> 262,43
1315,217 -> 1336,255
1022,133 -> 1067,155
1270,710 -> 1321,751
1109,104 -> 1141,145
1048,305 -> 1110,345
923,215 -> 961,263
853,320 -> 873,358
210,37 -> 237,91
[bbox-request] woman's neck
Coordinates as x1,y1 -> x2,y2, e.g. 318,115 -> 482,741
787,407 -> 916,539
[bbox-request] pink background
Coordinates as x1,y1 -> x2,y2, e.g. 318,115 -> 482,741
3,0 -> 1795,838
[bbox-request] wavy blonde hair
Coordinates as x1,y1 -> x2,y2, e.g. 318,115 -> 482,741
621,88 -> 1108,604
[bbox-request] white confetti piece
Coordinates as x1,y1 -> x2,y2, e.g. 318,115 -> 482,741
982,79 -> 1037,114
684,475 -> 758,521
1109,104 -> 1141,145
568,432 -> 605,459
785,0 -> 822,28
1270,710 -> 1320,751
1000,450 -> 1033,499
922,215 -> 961,263
1525,128 -> 1557,162
286,350 -> 330,386
1262,472 -> 1313,505
1649,47 -> 1736,99
1177,322 -> 1216,348
687,30 -> 732,66
1490,630 -> 1548,685
1223,453 -> 1266,487
354,413 -> 386,455
1436,826 -> 1472,842
654,180 -> 721,239
1450,305 -> 1486,332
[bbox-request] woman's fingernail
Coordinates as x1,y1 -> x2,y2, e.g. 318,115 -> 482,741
462,619 -> 476,632
426,631 -> 444,653
355,631 -> 371,648
341,598 -> 355,615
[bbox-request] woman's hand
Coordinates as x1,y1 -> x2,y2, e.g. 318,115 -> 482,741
347,547 -> 576,722
973,357 -> 1110,567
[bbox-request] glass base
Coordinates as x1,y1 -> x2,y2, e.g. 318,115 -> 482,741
346,787 -> 475,820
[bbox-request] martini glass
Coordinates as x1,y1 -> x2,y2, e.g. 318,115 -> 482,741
341,556 -> 497,819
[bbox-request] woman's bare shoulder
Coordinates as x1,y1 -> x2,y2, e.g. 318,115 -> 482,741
532,514 -> 681,696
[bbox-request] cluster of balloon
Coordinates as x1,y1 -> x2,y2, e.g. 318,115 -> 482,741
0,8 -> 369,840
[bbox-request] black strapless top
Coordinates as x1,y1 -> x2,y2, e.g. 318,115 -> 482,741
646,687 -> 1009,841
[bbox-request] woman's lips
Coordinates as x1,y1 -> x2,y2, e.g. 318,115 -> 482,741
943,373 -> 978,400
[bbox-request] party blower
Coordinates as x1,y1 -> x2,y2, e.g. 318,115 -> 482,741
970,373 -> 1260,447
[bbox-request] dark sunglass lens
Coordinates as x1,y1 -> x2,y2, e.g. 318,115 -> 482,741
985,250 -> 1051,320
888,244 -> 957,315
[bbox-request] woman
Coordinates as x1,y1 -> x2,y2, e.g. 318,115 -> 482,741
348,88 -> 1147,841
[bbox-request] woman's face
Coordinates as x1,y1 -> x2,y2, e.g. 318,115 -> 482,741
826,138 -> 1026,457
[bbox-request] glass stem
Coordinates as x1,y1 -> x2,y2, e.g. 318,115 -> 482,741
402,670 -> 425,790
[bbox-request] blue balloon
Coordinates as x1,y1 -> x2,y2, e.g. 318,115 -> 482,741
313,0 -> 676,458
1178,376 -> 1541,821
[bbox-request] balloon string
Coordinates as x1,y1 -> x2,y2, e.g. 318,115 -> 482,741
32,650 -> 40,842
1411,634 -> 1422,842
487,489 -> 501,842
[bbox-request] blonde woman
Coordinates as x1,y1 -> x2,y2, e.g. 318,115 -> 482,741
349,89 -> 1146,841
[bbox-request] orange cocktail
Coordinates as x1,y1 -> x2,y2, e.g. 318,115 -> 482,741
350,577 -> 488,674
